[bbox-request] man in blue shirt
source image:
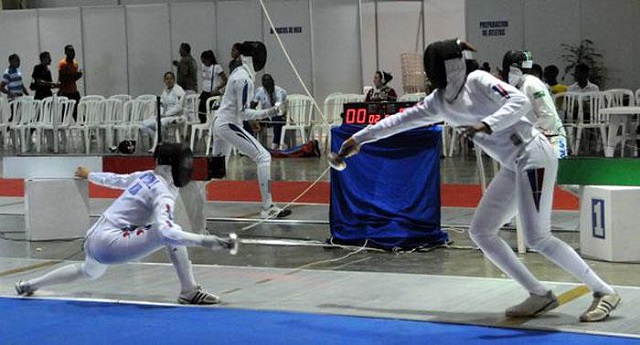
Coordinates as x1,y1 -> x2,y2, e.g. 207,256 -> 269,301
0,54 -> 29,101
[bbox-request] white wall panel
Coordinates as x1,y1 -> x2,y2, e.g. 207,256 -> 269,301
30,0 -> 116,8
216,0 -> 262,74
465,0 -> 523,73
126,4 -> 172,97
38,8 -> 85,95
523,0 -> 580,82
311,0 -> 361,102
169,2 -> 217,91
425,0 -> 465,42
82,6 -> 128,96
261,0 -> 312,96
377,1 -> 423,97
360,0 -> 376,92
581,0 -> 640,89
0,10 -> 39,98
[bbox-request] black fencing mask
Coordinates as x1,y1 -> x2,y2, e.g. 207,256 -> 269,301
423,39 -> 472,102
240,41 -> 267,72
154,143 -> 194,187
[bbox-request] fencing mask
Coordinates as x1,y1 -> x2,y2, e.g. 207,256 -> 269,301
423,39 -> 476,103
154,143 -> 194,187
239,41 -> 267,72
501,50 -> 533,87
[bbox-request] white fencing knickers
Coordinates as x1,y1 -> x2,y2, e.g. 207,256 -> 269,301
211,117 -> 274,209
468,135 -> 614,296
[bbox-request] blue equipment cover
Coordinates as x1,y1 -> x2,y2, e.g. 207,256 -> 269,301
329,124 -> 448,250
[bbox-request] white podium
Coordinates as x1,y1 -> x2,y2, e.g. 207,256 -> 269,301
25,179 -> 90,241
580,186 -> 640,262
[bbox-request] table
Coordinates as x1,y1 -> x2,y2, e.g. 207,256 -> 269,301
599,106 -> 640,157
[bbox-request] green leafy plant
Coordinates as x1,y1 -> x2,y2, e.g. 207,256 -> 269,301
561,39 -> 608,88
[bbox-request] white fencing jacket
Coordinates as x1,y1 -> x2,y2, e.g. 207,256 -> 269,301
353,70 -> 541,171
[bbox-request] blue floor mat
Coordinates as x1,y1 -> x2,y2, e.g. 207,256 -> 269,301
1,297 -> 637,344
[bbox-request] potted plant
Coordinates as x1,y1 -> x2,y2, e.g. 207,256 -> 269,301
561,39 -> 608,88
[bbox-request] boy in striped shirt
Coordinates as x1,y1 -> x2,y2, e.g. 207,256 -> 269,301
0,54 -> 29,101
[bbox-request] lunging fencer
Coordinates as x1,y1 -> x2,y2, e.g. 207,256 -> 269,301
16,143 -> 238,305
210,41 -> 291,219
332,39 -> 620,322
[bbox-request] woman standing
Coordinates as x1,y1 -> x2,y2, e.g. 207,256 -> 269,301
198,50 -> 227,124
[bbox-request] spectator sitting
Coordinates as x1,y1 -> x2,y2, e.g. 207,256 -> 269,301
568,63 -> 599,92
140,71 -> 185,152
251,74 -> 288,150
365,70 -> 397,102
529,63 -> 543,79
543,65 -> 568,95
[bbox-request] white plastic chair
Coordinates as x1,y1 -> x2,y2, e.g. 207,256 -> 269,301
345,94 -> 366,102
604,89 -> 634,107
9,98 -> 41,153
398,92 -> 426,102
280,94 -> 313,148
150,95 -> 188,151
553,92 -> 580,155
179,93 -> 200,143
101,98 -> 125,149
310,93 -> 351,152
603,89 -> 638,157
109,94 -> 132,103
0,98 -> 9,149
574,91 -> 607,155
112,99 -> 138,144
69,99 -> 106,153
191,96 -> 220,154
35,97 -> 75,153
81,95 -> 107,102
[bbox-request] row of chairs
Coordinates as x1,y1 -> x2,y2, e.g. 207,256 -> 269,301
0,93 -> 217,154
553,88 -> 640,156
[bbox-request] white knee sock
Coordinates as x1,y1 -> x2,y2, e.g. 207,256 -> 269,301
257,162 -> 272,209
471,233 -> 549,296
27,263 -> 91,291
166,246 -> 197,294
532,236 -> 615,295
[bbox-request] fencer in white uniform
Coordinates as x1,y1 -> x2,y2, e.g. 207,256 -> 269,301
16,143 -> 238,305
140,71 -> 186,151
502,51 -> 568,159
211,41 -> 291,219
335,39 -> 619,322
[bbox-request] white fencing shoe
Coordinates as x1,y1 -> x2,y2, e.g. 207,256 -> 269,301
580,292 -> 621,322
178,286 -> 221,305
506,290 -> 558,318
15,281 -> 36,296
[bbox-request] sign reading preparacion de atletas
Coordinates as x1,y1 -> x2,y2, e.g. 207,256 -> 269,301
480,21 -> 508,36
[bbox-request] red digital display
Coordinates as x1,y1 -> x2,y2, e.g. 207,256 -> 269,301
342,102 -> 416,125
